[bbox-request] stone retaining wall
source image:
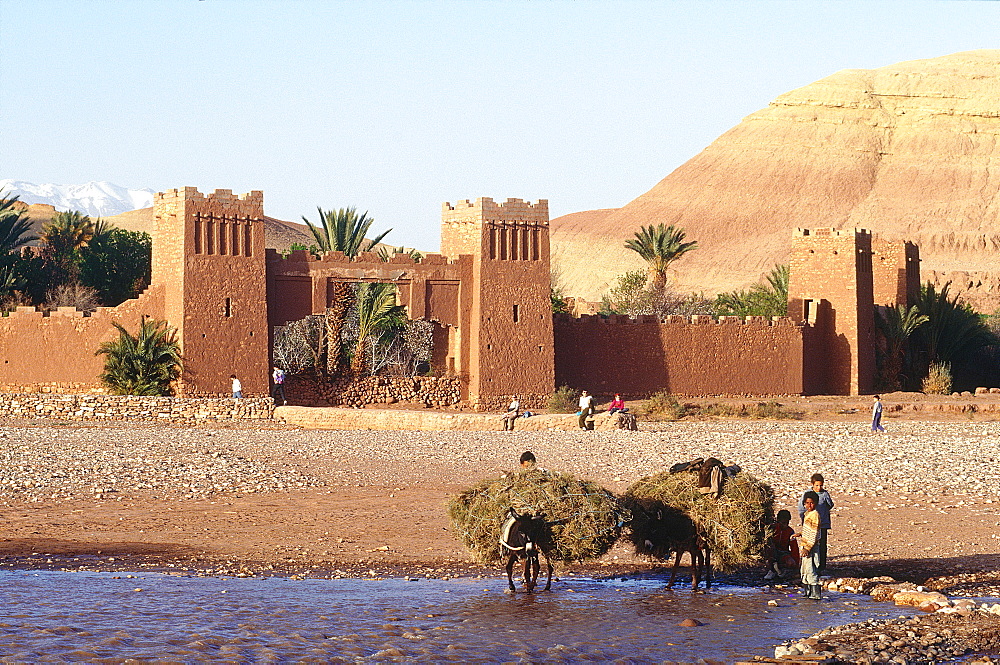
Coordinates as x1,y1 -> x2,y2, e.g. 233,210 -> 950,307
0,394 -> 274,422
286,374 -> 462,408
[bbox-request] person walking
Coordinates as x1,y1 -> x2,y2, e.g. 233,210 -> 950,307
871,394 -> 886,432
578,390 -> 595,430
271,366 -> 287,405
230,374 -> 243,399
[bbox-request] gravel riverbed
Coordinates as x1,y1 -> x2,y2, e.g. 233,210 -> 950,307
2,417 -> 999,662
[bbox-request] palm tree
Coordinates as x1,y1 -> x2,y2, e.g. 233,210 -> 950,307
624,224 -> 698,292
39,210 -> 97,285
0,192 -> 37,255
715,264 -> 789,317
350,282 -> 406,375
96,317 -> 182,396
302,207 -> 391,258
376,244 -> 422,262
40,210 -> 96,255
915,281 -> 996,364
875,304 -> 928,390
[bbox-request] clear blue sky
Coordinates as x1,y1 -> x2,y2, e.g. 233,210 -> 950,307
2,0 -> 998,251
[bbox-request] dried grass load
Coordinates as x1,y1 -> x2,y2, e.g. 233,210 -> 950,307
624,470 -> 774,571
448,468 -> 626,564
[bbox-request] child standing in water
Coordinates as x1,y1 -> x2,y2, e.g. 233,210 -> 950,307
798,473 -> 834,573
795,491 -> 822,599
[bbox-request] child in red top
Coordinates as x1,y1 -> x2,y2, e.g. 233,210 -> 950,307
764,509 -> 799,580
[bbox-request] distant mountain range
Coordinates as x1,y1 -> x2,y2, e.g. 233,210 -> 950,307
0,180 -> 154,218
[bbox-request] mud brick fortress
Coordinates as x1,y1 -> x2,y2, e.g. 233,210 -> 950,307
0,187 -> 919,406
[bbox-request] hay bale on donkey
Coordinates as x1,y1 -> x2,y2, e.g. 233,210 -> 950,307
624,463 -> 774,574
447,468 -> 626,589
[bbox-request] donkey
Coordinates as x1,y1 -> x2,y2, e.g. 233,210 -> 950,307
628,501 -> 712,590
499,507 -> 554,592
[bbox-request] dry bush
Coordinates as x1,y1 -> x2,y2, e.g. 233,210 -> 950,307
624,469 -> 774,572
694,400 -> 802,420
44,283 -> 99,313
922,361 -> 953,395
447,468 -> 626,565
641,391 -> 686,420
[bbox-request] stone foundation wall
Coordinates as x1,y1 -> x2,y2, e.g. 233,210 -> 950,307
0,394 -> 274,422
286,374 -> 462,408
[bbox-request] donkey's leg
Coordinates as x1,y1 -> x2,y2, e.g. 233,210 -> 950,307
542,551 -> 553,591
691,547 -> 703,590
704,548 -> 712,589
506,554 -> 517,591
529,555 -> 540,592
667,548 -> 682,588
524,555 -> 536,592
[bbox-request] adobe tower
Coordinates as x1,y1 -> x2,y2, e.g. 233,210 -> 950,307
441,197 -> 554,408
152,188 -> 270,396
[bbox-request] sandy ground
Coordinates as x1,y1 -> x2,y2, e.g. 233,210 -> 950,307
2,403 -> 999,599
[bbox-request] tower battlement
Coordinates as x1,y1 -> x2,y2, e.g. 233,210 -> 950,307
793,227 -> 871,239
155,187 -> 264,204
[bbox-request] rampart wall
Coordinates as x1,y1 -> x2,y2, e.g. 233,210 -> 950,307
554,313 -> 809,396
0,285 -> 166,393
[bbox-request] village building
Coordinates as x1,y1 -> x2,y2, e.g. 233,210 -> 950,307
0,187 -> 919,405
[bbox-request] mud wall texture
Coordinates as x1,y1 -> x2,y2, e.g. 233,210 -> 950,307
0,393 -> 273,422
554,314 -> 807,397
0,286 -> 166,393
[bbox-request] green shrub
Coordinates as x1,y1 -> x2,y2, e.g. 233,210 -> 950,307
922,361 -> 953,395
546,385 -> 577,413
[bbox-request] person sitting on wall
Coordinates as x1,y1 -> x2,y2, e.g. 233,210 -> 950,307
230,374 -> 243,399
578,390 -> 595,430
609,393 -> 628,414
501,395 -> 521,431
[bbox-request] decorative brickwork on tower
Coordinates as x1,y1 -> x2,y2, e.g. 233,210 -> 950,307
788,228 -> 875,396
441,198 -> 554,409
153,188 -> 269,396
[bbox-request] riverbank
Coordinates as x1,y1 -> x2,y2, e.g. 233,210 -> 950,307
1,417 -> 997,585
3,416 -> 1000,661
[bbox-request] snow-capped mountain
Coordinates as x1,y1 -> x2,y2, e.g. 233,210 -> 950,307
0,180 -> 154,217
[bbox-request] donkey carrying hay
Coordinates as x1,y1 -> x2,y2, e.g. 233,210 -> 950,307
623,466 -> 774,574
448,468 -> 626,589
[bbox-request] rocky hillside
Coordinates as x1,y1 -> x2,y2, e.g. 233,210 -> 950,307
551,50 -> 1000,312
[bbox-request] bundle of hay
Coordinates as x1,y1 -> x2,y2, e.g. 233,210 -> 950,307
623,469 -> 774,571
447,468 -> 626,564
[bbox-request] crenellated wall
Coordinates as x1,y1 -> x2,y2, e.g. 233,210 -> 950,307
0,285 -> 166,393
554,313 -> 809,396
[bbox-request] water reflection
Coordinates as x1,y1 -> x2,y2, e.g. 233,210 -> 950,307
1,571 -> 914,661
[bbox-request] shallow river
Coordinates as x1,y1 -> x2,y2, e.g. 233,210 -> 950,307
1,570 -> 915,662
